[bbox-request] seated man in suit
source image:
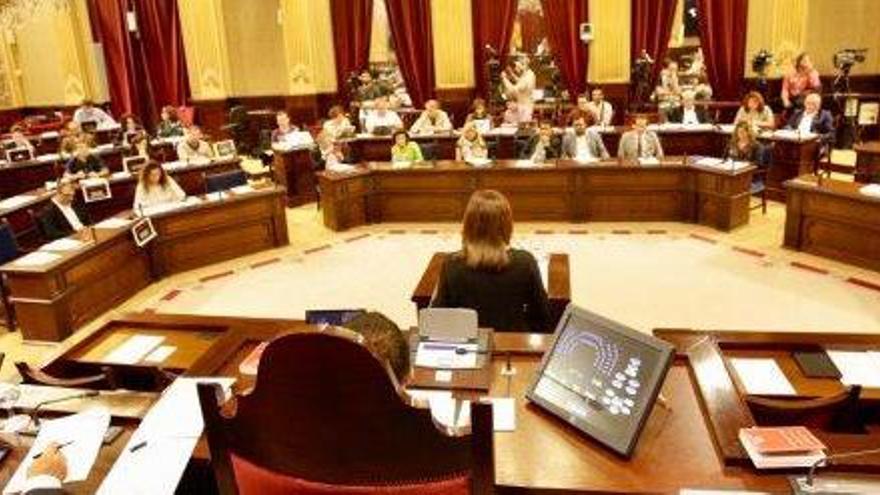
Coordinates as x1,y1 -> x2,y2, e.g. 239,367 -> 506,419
72,99 -> 117,128
561,116 -> 609,161
564,94 -> 595,127
618,116 -> 664,160
409,99 -> 453,135
785,91 -> 834,140
526,122 -> 561,162
176,126 -> 214,163
432,190 -> 551,333
20,442 -> 67,494
666,90 -> 712,125
363,96 -> 403,135
39,178 -> 90,241
586,87 -> 614,127
64,141 -> 109,179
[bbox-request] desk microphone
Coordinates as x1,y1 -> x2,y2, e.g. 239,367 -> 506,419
802,447 -> 880,487
28,390 -> 100,430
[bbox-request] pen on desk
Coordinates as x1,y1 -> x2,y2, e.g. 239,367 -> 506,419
129,440 -> 148,453
33,440 -> 74,459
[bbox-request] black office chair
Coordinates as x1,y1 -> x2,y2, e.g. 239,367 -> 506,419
0,219 -> 20,329
205,170 -> 248,194
221,105 -> 251,155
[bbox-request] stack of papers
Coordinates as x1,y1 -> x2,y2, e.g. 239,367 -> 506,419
231,184 -> 254,195
638,157 -> 661,166
415,342 -> 479,369
574,156 -> 599,165
730,358 -> 796,395
772,129 -> 815,141
12,251 -> 62,266
858,184 -> 880,198
37,153 -> 60,163
3,408 -> 111,494
739,426 -> 826,469
103,335 -> 166,364
97,378 -> 235,495
693,157 -> 752,171
826,350 -> 880,388
513,159 -> 538,168
409,392 -> 516,432
162,161 -> 186,172
95,217 -> 134,229
40,238 -> 85,252
466,157 -> 492,167
391,161 -> 412,169
328,163 -> 357,173
111,171 -> 132,180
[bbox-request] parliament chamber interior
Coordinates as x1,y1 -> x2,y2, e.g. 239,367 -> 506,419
1,0 -> 880,493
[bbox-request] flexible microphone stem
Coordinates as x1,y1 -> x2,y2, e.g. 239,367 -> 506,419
29,390 -> 100,428
806,447 -> 880,486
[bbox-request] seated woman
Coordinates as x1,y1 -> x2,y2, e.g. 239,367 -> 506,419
526,122 -> 560,162
4,124 -> 35,153
390,131 -> 423,163
734,91 -> 775,130
726,121 -> 767,167
433,190 -> 551,333
129,133 -> 150,157
314,131 -> 345,168
65,141 -> 109,178
465,98 -> 492,130
156,106 -> 185,138
133,160 -> 186,211
322,105 -> 356,141
456,123 -> 488,161
119,114 -> 147,147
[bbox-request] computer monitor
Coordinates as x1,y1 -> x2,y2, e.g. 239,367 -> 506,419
526,304 -> 674,457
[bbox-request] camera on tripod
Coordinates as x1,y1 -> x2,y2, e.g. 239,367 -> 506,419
833,49 -> 867,73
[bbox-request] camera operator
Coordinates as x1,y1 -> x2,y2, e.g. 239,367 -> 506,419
502,56 -> 536,123
781,53 -> 821,110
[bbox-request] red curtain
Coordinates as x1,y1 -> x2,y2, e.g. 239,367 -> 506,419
697,0 -> 749,101
471,0 -> 517,98
540,0 -> 589,101
631,0 -> 678,79
330,0 -> 373,99
88,0 -> 190,124
518,11 -> 544,55
89,0 -> 140,117
384,0 -> 435,107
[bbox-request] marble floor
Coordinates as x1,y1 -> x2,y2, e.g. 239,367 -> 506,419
2,199 -> 880,382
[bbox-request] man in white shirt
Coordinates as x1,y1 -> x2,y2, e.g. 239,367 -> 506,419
561,117 -> 609,161
72,99 -> 117,128
667,91 -> 711,125
363,97 -> 403,135
618,116 -> 664,160
409,99 -> 453,134
176,126 -> 214,163
502,57 -> 536,122
586,88 -> 614,127
785,92 -> 834,138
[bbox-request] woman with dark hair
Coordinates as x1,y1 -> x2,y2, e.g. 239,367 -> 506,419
726,121 -> 766,166
734,91 -> 775,130
433,190 -> 551,332
156,105 -> 184,138
390,131 -> 423,163
133,160 -> 185,211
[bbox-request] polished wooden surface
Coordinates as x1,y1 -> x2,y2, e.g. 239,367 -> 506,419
411,252 -> 571,332
272,147 -> 317,207
319,158 -> 754,232
0,187 -> 289,341
855,141 -> 880,183
0,145 -> 128,200
784,175 -> 880,272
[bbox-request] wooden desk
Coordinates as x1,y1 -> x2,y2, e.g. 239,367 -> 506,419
784,175 -> 880,272
272,147 -> 318,206
0,187 -> 289,341
0,145 -> 129,200
855,141 -> 880,183
318,158 -> 754,232
411,252 -> 571,331
0,158 -> 241,249
23,313 -> 880,493
764,136 -> 820,201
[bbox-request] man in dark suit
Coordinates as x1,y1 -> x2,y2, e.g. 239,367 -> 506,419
785,91 -> 835,139
666,91 -> 712,124
38,179 -> 90,241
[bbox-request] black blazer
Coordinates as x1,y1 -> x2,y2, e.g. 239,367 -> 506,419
432,249 -> 552,333
785,109 -> 835,138
525,134 -> 561,160
667,106 -> 712,124
65,155 -> 105,176
37,201 -> 91,241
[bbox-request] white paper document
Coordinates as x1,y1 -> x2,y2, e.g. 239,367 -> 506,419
3,408 -> 110,494
96,435 -> 199,495
103,335 -> 166,364
0,195 -> 35,211
143,345 -> 176,364
231,184 -> 254,195
39,238 -> 85,252
430,397 -> 516,432
638,157 -> 661,166
466,157 -> 492,167
415,342 -> 479,369
328,163 -> 357,173
827,350 -> 880,388
11,251 -> 62,267
730,358 -> 796,395
859,184 -> 880,198
138,377 -> 235,438
95,217 -> 134,229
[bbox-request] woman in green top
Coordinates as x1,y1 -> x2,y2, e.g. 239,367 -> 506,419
390,131 -> 423,162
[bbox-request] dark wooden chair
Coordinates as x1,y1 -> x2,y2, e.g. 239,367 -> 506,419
750,142 -> 774,215
746,385 -> 864,434
15,361 -> 119,390
198,330 -> 494,495
0,219 -> 20,329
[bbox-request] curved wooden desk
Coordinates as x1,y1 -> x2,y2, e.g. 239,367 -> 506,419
19,313 -> 880,493
0,187 -> 289,341
318,158 -> 755,232
855,141 -> 880,183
